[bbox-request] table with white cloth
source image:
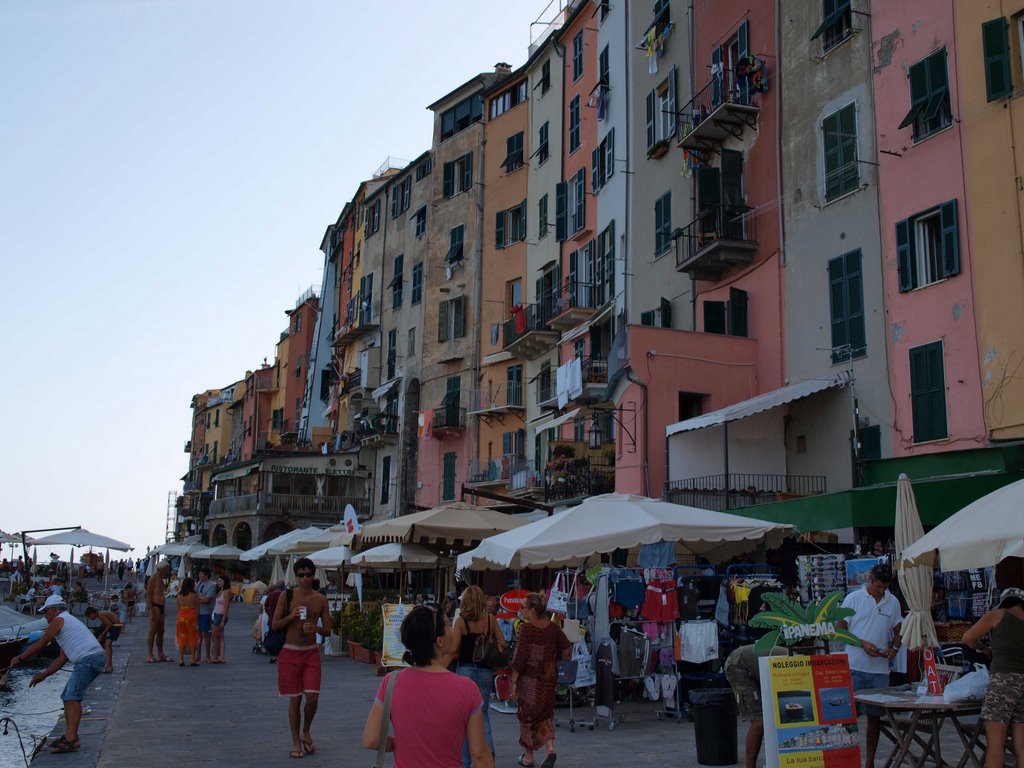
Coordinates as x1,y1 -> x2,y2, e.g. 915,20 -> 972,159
854,686 -> 984,768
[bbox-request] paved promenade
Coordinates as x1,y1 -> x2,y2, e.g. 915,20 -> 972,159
24,600 -> 977,767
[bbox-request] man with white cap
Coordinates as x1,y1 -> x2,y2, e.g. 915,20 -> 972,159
146,559 -> 172,662
10,594 -> 105,753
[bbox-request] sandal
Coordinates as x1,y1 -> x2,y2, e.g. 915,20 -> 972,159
51,737 -> 80,753
540,753 -> 557,768
289,749 -> 304,759
301,737 -> 316,755
518,755 -> 535,767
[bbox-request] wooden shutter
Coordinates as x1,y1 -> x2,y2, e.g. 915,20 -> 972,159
576,168 -> 586,232
606,219 -> 615,296
721,150 -> 744,209
640,310 -> 655,326
646,90 -> 656,149
896,218 -> 914,292
391,188 -> 398,218
606,127 -> 615,179
823,111 -> 842,201
506,134 -> 516,171
712,47 -> 723,107
728,287 -> 748,337
660,297 -> 673,329
667,66 -> 677,136
438,299 -> 449,342
592,147 -> 600,192
829,256 -> 849,360
704,301 -> 726,334
454,296 -> 466,338
845,250 -> 865,356
443,161 -> 454,197
462,152 -> 473,192
519,200 -> 528,241
442,452 -> 456,500
569,249 -> 578,306
495,210 -> 506,249
910,342 -> 947,442
697,166 -> 721,209
556,181 -> 567,241
939,199 -> 960,277
898,61 -> 928,129
838,104 -> 858,194
983,18 -> 1012,101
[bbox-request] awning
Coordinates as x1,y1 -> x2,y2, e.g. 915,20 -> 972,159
531,408 -> 580,434
561,304 -> 613,345
482,351 -> 514,366
372,377 -> 401,401
211,463 -> 260,483
666,372 -> 850,437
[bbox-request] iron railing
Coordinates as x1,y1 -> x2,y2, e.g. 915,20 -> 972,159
677,66 -> 762,140
676,204 -> 756,270
432,406 -> 467,431
664,473 -> 826,512
544,457 -> 615,503
550,279 -> 599,314
509,457 -> 543,492
503,302 -> 554,348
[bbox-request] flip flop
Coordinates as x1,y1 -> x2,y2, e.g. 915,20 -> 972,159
301,737 -> 316,755
157,657 -> 173,663
289,750 -> 304,759
540,754 -> 557,768
50,737 -> 80,753
518,755 -> 535,767
146,658 -> 155,664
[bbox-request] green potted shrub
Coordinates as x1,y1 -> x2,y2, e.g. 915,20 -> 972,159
341,602 -> 366,660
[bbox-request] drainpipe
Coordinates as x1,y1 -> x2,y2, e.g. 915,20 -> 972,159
624,367 -> 650,496
774,0 -> 787,390
689,0 -> 698,332
376,188 -> 389,520
472,124 -> 485,494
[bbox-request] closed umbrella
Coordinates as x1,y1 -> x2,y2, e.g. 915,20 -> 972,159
894,474 -> 938,650
269,556 -> 284,586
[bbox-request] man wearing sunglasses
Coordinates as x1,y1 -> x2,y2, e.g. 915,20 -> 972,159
271,556 -> 333,759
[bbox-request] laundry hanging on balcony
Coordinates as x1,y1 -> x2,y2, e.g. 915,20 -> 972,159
556,358 -> 584,408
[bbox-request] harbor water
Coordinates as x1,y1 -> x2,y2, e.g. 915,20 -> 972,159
0,659 -> 67,767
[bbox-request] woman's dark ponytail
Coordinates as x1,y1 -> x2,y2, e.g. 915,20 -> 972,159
400,605 -> 446,667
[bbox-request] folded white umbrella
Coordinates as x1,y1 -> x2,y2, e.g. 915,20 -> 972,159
894,474 -> 938,650
269,556 -> 284,586
899,478 -> 1024,571
191,544 -> 246,560
350,543 -> 438,568
458,493 -> 794,570
240,527 -> 326,561
308,545 -> 356,569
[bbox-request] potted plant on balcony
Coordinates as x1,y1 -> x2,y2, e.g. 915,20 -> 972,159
647,138 -> 671,160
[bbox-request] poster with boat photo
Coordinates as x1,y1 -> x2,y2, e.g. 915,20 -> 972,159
760,654 -> 860,768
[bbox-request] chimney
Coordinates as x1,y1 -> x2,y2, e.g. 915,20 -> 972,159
494,62 -> 512,76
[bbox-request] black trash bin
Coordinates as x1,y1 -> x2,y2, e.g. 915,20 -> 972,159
689,688 -> 738,766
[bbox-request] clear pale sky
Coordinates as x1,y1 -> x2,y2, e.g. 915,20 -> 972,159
0,0 -> 550,556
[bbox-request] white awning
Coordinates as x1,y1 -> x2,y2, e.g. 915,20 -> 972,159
665,372 -> 850,436
211,463 -> 260,483
531,408 -> 581,434
371,377 -> 401,401
561,303 -> 613,345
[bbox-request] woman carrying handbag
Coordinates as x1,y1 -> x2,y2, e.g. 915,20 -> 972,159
452,587 -> 507,768
362,604 -> 494,768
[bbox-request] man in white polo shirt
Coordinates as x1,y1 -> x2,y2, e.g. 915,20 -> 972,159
838,563 -> 903,768
10,594 -> 106,754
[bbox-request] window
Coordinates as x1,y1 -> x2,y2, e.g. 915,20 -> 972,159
443,153 -> 473,197
295,353 -> 303,379
811,0 -> 852,53
411,263 -> 423,305
507,365 -> 523,406
294,315 -> 302,333
537,122 -> 550,165
645,66 -> 678,152
502,428 -> 526,457
391,177 -> 411,218
320,367 -> 333,401
599,46 -> 609,86
828,250 -> 866,362
440,93 -> 483,141
597,220 -> 616,304
364,199 -> 380,236
896,200 -> 960,291
592,128 -> 615,192
503,131 -> 525,172
599,0 -> 610,22
539,59 -> 551,94
390,253 -> 404,309
495,200 -> 527,248
214,409 -> 219,427
508,279 -> 523,309
490,80 -> 528,118
983,18 -> 1012,101
640,297 -> 673,329
413,205 -> 427,238
569,95 -> 581,153
415,157 -> 433,181
438,295 -> 466,341
654,191 -> 672,256
573,30 -> 584,81
407,327 -> 416,356
380,455 -> 392,505
446,225 -> 465,264
898,49 -> 952,141
442,452 -> 457,500
555,171 -> 587,240
703,289 -> 748,336
387,329 -> 397,380
358,273 -> 374,324
823,103 -> 859,201
909,341 -> 947,443
538,194 -> 549,239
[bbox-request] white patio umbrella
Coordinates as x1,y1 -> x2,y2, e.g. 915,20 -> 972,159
159,542 -> 207,557
458,493 -> 794,570
191,545 -> 246,560
351,543 -> 438,597
900,478 -> 1024,571
287,527 -> 356,554
177,556 -> 187,579
894,474 -> 938,650
29,528 -> 132,551
308,545 -> 357,569
269,556 -> 284,586
239,527 -> 326,561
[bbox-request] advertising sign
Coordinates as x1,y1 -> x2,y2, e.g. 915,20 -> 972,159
497,589 -> 530,619
381,603 -> 410,668
761,654 -> 860,768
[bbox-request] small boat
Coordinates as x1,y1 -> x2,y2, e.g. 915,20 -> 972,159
829,698 -> 847,706
785,702 -> 805,719
0,605 -> 49,664
0,637 -> 26,669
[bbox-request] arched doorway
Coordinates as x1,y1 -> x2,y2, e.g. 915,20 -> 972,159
261,520 -> 293,543
402,378 -> 421,514
212,525 -> 228,546
233,522 -> 252,551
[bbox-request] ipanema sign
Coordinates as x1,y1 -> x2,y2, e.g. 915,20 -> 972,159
749,590 -> 861,654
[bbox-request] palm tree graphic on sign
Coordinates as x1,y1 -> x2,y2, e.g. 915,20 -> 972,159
749,590 -> 861,654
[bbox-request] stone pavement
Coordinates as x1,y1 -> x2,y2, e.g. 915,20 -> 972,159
26,599 -> 982,768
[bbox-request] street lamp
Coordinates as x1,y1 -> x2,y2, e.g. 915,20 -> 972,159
588,414 -> 603,449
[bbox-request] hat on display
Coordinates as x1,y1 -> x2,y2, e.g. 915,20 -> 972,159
39,594 -> 66,613
998,587 -> 1024,607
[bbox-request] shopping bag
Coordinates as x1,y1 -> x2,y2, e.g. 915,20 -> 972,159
563,618 -> 582,642
571,637 -> 596,688
250,615 -> 262,641
547,572 -> 569,614
943,664 -> 989,703
556,659 -> 578,685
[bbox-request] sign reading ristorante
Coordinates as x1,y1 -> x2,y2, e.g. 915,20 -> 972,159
268,464 -> 357,477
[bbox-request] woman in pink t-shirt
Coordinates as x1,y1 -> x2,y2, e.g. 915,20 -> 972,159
362,605 -> 494,768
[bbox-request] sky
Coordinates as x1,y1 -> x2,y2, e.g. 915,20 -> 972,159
0,0 -> 552,556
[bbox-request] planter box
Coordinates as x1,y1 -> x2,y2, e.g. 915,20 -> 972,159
374,651 -> 385,676
648,143 -> 670,160
348,640 -> 365,661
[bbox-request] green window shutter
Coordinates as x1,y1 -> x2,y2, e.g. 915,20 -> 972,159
442,452 -> 457,500
728,287 -> 748,337
607,219 -> 615,296
721,150 -> 744,210
495,210 -> 506,249
910,342 -> 947,442
592,147 -> 600,192
697,166 -> 722,209
443,161 -> 454,197
983,18 -> 1012,101
660,297 -> 673,329
438,300 -> 449,342
519,200 -> 527,241
462,153 -> 473,191
606,127 -> 615,179
454,296 -> 466,339
506,134 -> 516,170
898,61 -> 929,129
845,250 -> 865,356
940,199 -> 960,277
923,51 -> 950,123
857,424 -> 882,461
823,111 -> 842,201
736,20 -> 750,102
646,90 -> 656,150
539,194 -> 548,239
640,310 -> 655,326
704,301 -> 726,334
812,0 -> 838,40
838,103 -> 859,194
829,255 -> 848,359
556,182 -> 567,241
896,217 -> 914,292
575,168 -> 586,231
667,66 -> 677,135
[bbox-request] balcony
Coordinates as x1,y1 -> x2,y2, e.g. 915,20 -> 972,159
536,372 -> 556,410
664,473 -> 826,512
207,492 -> 369,521
503,302 -> 558,359
432,405 -> 467,437
548,280 -> 599,331
358,411 -> 400,446
675,204 -> 757,280
467,454 -> 521,487
544,456 -> 615,504
467,386 -> 525,419
508,457 -> 543,495
183,479 -> 202,494
334,290 -> 377,345
184,440 -> 192,453
575,356 -> 609,405
677,65 -> 764,153
208,493 -> 259,516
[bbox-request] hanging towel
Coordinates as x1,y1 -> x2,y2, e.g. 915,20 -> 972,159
638,541 -> 675,568
556,362 -> 570,408
568,357 -> 583,400
679,621 -> 718,664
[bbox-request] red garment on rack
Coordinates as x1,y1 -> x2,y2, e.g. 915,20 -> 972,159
641,580 -> 680,622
